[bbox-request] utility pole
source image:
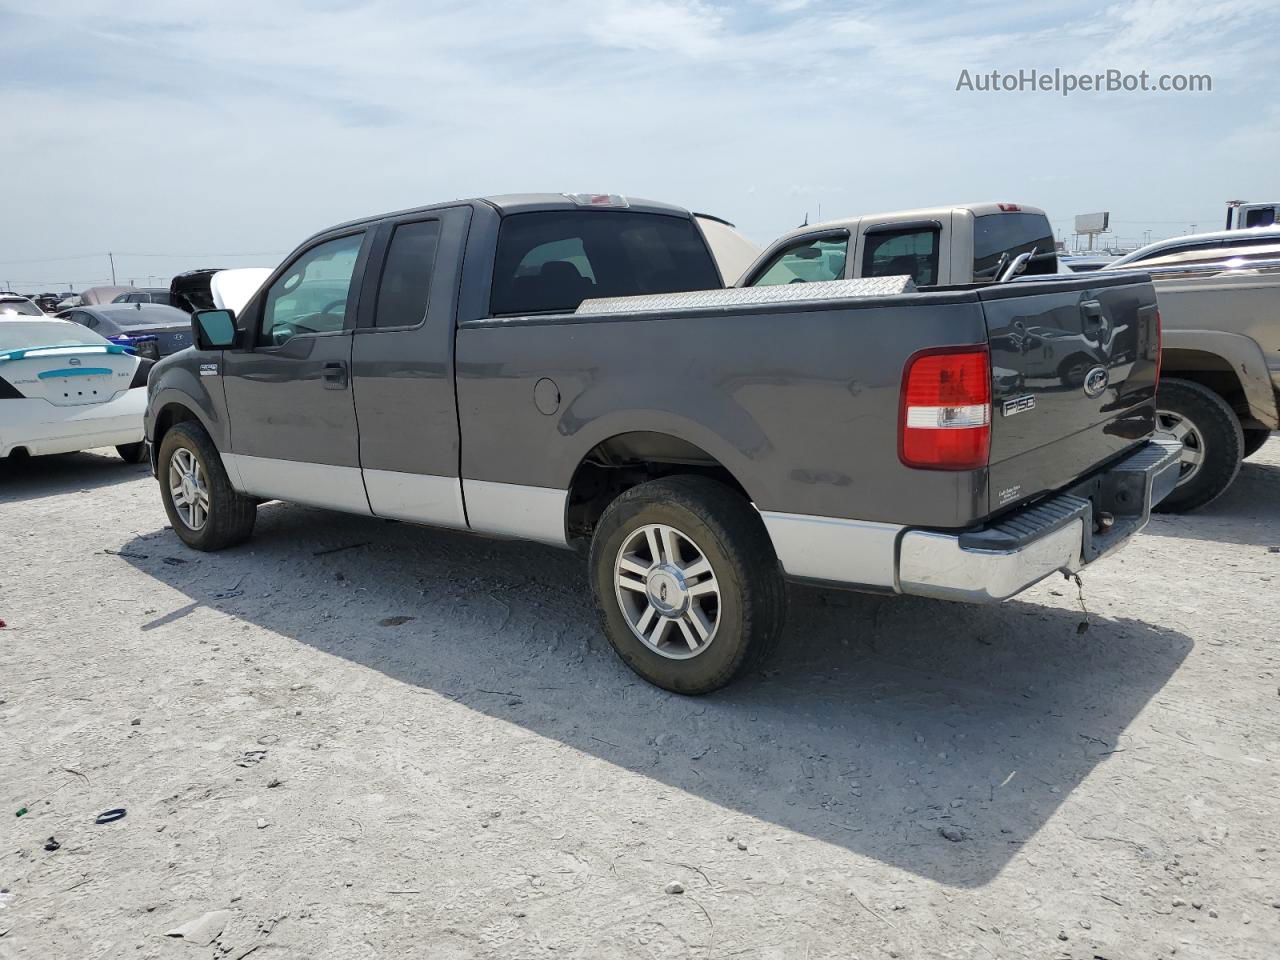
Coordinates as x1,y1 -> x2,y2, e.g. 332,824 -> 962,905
108,252 -> 117,285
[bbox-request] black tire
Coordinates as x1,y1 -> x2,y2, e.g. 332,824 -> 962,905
1242,428 -> 1272,460
1154,378 -> 1244,513
116,441 -> 147,464
588,475 -> 786,695
157,421 -> 257,550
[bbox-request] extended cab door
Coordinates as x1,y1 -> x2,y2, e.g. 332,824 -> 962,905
351,205 -> 472,527
219,230 -> 372,513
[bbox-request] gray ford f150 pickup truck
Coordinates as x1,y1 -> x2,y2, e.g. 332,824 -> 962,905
145,192 -> 1180,694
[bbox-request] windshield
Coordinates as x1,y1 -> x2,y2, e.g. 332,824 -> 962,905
0,320 -> 111,352
0,298 -> 44,317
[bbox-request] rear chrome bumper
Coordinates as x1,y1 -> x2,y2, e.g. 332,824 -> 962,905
897,438 -> 1182,603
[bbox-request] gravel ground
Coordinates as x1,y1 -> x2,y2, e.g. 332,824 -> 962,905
2,441 -> 1278,960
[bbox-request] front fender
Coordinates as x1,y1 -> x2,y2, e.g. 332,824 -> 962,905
145,352 -> 230,448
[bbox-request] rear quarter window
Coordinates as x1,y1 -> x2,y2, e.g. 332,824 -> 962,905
490,211 -> 721,316
973,213 -> 1057,278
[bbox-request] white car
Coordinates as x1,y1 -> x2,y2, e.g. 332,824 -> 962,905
0,319 -> 149,462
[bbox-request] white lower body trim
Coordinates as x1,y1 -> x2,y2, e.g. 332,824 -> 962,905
364,468 -> 467,529
463,478 -> 567,546
221,453 -> 372,515
217,456 -> 566,545
760,510 -> 903,588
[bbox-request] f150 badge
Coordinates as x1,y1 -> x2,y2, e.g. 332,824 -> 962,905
1083,366 -> 1110,398
199,363 -> 219,377
1002,394 -> 1035,417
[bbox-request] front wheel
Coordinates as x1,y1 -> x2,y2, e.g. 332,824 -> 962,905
589,475 -> 786,695
1154,378 -> 1243,513
157,422 -> 257,550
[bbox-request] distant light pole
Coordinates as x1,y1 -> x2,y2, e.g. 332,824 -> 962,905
108,252 -> 117,285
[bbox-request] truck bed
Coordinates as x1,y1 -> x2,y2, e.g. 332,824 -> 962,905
454,272 -> 1160,533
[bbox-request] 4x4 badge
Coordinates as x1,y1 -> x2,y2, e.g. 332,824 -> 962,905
199,363 -> 219,377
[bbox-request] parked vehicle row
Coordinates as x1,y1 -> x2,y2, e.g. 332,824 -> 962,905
142,192 -> 1178,694
5,193 -> 1273,692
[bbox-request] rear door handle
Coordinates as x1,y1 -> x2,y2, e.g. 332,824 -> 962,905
322,360 -> 349,390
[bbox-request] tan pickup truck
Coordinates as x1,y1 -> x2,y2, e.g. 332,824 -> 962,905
737,201 -> 1059,290
1107,256 -> 1279,511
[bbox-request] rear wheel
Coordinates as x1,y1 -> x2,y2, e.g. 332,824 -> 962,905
1242,428 -> 1272,460
589,475 -> 786,695
1154,378 -> 1243,513
158,422 -> 256,550
116,441 -> 147,464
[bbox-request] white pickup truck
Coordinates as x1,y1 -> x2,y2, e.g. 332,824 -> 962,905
1106,255 -> 1279,510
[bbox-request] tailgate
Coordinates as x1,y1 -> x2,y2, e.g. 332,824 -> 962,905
981,273 -> 1160,513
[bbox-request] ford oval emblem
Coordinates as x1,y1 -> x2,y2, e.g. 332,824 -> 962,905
68,357 -> 81,366
1083,365 -> 1110,398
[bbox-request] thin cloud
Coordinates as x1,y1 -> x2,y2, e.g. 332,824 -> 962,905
0,0 -> 1275,286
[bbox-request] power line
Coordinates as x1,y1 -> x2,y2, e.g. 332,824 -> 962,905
0,250 -> 286,266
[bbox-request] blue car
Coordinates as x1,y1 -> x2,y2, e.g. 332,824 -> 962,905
57,303 -> 194,361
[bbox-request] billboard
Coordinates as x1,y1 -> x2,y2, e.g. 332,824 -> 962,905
1074,212 -> 1110,234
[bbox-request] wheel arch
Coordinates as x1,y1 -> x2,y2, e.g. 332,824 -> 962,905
1160,330 -> 1279,430
564,428 -> 757,544
151,398 -> 210,454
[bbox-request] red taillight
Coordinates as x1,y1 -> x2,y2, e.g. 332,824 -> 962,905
1153,310 -> 1163,383
899,346 -> 992,470
997,203 -> 1021,212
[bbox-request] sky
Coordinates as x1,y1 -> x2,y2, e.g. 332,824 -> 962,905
2,0 -> 1277,292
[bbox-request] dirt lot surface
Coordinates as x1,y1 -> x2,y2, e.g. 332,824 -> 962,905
2,441 -> 1279,960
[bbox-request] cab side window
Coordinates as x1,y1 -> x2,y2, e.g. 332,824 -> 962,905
261,233 -> 364,345
862,228 -> 939,286
751,236 -> 848,286
372,220 -> 441,328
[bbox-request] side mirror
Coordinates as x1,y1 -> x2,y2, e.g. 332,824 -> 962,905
192,309 -> 239,350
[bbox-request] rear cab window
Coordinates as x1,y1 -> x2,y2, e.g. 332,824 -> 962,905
973,212 -> 1057,278
490,211 -> 720,316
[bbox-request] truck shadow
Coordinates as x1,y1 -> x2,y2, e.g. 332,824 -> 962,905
120,502 -> 1192,888
0,450 -> 147,504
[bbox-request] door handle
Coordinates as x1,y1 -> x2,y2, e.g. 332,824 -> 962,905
322,361 -> 349,390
